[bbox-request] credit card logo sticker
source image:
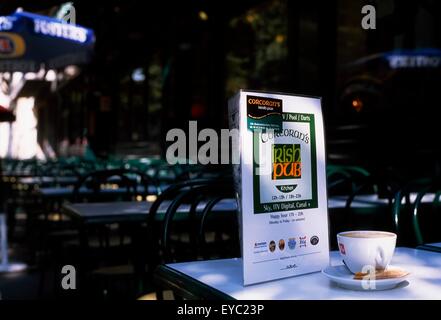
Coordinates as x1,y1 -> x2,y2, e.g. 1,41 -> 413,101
310,236 -> 319,246
288,238 -> 296,250
269,241 -> 276,252
278,239 -> 285,251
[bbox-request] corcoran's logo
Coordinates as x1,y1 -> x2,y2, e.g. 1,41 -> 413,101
0,32 -> 25,58
246,95 -> 282,120
272,144 -> 301,180
247,97 -> 281,109
246,95 -> 282,132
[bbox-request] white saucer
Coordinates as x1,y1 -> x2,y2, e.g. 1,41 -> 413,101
322,265 -> 409,291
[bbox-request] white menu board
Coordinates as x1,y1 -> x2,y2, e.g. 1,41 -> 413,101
228,90 -> 329,285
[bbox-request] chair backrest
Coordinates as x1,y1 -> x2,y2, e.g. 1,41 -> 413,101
410,181 -> 441,246
37,162 -> 81,187
176,165 -> 232,181
72,168 -> 155,202
146,178 -> 217,226
197,187 -> 239,260
327,169 -> 355,196
160,180 -> 236,263
150,163 -> 181,190
145,178 -> 236,265
327,165 -> 371,197
16,159 -> 39,176
161,184 -> 209,263
328,172 -> 400,250
392,177 -> 433,246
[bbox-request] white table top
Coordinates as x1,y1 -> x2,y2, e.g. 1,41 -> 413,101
62,199 -> 236,222
167,247 -> 441,300
62,194 -> 392,223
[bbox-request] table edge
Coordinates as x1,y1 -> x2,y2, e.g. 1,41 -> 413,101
154,264 -> 235,300
416,244 -> 441,253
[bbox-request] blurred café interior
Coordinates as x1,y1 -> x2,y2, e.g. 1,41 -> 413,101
1,0 -> 441,299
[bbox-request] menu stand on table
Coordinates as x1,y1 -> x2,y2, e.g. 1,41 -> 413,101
0,214 -> 27,273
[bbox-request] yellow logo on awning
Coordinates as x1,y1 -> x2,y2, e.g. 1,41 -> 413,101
0,32 -> 26,58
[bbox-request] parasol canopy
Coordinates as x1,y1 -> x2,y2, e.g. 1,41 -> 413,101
0,10 -> 95,72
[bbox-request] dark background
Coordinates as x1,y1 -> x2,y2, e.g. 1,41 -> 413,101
1,0 -> 441,179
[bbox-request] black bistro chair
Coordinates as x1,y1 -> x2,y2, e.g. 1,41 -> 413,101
328,171 -> 400,250
144,179 -> 226,272
71,168 -> 156,257
145,178 -> 238,299
412,184 -> 441,246
72,168 -> 157,203
160,182 -> 238,263
42,169 -> 157,298
392,178 -> 441,247
392,178 -> 434,247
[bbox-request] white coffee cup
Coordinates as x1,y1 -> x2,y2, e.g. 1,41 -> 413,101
337,230 -> 397,274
